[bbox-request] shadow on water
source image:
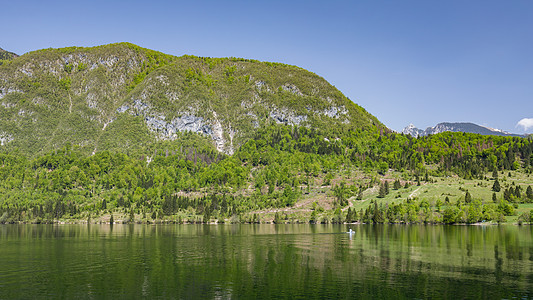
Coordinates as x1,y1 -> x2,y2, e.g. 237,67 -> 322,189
0,224 -> 532,299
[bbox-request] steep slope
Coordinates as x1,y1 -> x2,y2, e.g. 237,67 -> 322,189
0,47 -> 19,66
402,122 -> 524,138
0,43 -> 381,156
0,47 -> 18,60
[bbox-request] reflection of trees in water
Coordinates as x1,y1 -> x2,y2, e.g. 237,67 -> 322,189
0,224 -> 532,299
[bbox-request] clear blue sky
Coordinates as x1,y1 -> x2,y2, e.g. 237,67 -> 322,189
2,0 -> 532,133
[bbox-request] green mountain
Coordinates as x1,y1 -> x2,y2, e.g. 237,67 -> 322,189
1,43 -> 532,225
0,43 -> 380,156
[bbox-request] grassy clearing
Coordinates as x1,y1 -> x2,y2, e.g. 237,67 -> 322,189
274,169 -> 533,224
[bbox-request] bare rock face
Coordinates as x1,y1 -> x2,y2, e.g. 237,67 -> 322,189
402,124 -> 424,137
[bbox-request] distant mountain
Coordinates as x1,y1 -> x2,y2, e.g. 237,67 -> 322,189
402,124 -> 425,138
402,122 -> 525,138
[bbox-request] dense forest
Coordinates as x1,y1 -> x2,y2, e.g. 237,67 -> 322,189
1,123 -> 532,224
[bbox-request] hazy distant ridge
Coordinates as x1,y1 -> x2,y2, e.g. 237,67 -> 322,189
402,122 -> 525,138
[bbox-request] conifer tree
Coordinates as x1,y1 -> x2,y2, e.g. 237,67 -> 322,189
378,183 -> 386,198
514,186 -> 522,199
372,202 -> 384,224
465,191 -> 472,203
393,179 -> 401,190
345,207 -> 357,223
492,179 -> 501,192
527,186 -> 533,201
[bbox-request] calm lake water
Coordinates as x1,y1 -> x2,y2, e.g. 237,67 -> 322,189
0,224 -> 532,299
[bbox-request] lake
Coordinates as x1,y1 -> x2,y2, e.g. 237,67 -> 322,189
0,224 -> 532,299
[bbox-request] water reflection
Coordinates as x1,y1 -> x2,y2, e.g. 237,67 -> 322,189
0,224 -> 531,299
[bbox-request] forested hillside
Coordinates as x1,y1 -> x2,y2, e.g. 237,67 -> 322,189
0,123 -> 532,224
0,44 -> 532,224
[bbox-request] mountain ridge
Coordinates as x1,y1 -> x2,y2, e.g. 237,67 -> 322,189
0,47 -> 19,63
402,122 -> 525,138
0,42 -> 382,156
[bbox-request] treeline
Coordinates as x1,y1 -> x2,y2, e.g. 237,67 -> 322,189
243,125 -> 533,177
0,124 -> 532,223
327,198 -> 519,225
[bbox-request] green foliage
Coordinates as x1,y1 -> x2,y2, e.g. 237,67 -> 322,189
58,77 -> 71,90
492,179 -> 501,192
371,202 -> 384,224
64,64 -> 73,74
1,43 -> 533,225
333,182 -> 348,207
0,48 -> 18,61
465,191 -> 472,203
393,179 -> 401,190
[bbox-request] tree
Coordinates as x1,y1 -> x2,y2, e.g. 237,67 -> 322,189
514,186 -> 522,199
492,169 -> 498,179
492,179 -> 501,192
518,211 -> 530,225
129,209 -> 135,223
378,161 -> 388,175
435,199 -> 443,212
356,189 -> 363,200
378,183 -> 386,198
345,207 -> 358,223
333,182 -> 348,206
273,212 -> 282,224
465,191 -> 472,203
362,207 -> 371,223
527,186 -> 533,201
203,208 -> 211,223
492,192 -> 497,203
372,202 -> 384,224
310,210 -> 318,224
467,200 -> 483,223
443,206 -> 458,224
393,179 -> 401,190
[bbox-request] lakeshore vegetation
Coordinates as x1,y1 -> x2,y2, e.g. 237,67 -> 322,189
0,124 -> 532,225
0,43 -> 532,225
